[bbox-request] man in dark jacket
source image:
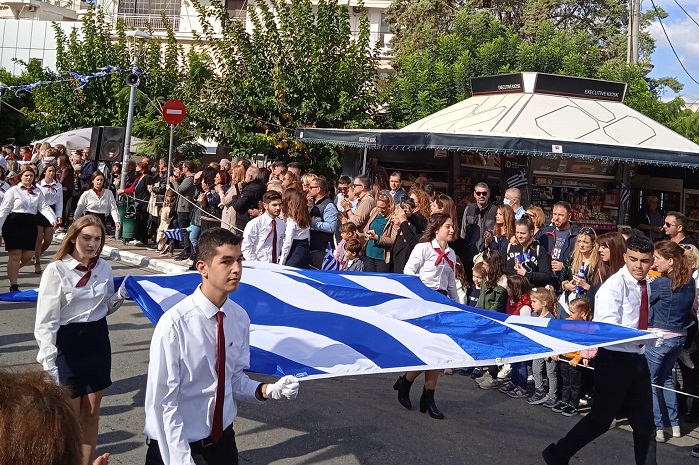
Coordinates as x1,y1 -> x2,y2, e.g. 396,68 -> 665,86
232,165 -> 266,234
309,176 -> 339,269
460,182 -> 497,280
171,160 -> 196,260
538,201 -> 579,291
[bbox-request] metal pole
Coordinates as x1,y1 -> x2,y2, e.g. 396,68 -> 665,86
167,123 -> 174,189
630,0 -> 640,64
120,57 -> 139,190
361,147 -> 368,174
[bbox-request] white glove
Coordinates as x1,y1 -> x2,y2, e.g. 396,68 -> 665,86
118,275 -> 131,300
265,375 -> 299,400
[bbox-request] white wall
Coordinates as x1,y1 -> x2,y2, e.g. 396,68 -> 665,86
0,19 -> 80,73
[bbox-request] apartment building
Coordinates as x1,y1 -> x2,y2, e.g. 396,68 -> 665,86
0,0 -> 394,74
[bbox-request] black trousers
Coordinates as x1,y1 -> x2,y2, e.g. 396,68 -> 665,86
551,348 -> 656,465
560,361 -> 581,408
177,212 -> 192,254
364,256 -> 390,273
145,425 -> 238,465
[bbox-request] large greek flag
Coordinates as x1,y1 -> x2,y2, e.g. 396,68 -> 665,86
0,262 -> 651,380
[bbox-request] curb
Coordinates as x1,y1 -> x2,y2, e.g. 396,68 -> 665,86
52,233 -> 188,274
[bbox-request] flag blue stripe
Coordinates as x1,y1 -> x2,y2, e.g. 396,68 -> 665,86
234,285 -> 427,368
249,346 -> 327,378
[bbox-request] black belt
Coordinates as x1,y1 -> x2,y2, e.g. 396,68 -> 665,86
147,423 -> 234,450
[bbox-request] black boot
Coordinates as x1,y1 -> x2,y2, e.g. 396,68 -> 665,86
419,388 -> 444,419
393,375 -> 413,410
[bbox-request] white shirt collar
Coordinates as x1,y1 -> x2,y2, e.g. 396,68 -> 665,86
430,238 -> 451,253
620,264 -> 645,285
192,285 -> 228,319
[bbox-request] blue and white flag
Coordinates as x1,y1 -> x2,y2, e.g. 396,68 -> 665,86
0,263 -> 651,380
619,182 -> 631,206
507,169 -> 528,189
163,228 -> 184,242
321,243 -> 338,270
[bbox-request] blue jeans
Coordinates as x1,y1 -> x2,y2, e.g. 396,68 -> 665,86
644,335 -> 685,430
189,224 -> 201,249
510,361 -> 529,389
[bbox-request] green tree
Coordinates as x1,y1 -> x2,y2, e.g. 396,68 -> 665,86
189,0 -> 378,175
0,63 -> 40,145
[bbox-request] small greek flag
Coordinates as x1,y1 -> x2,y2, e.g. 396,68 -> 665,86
507,169 -> 528,189
163,228 -> 184,242
619,183 -> 631,206
321,243 -> 339,270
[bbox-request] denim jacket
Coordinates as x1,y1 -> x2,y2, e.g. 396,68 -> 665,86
649,277 -> 696,331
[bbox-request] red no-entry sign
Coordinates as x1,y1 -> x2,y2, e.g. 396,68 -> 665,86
163,99 -> 186,125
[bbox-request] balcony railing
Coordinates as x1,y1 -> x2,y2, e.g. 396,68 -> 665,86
116,14 -> 181,31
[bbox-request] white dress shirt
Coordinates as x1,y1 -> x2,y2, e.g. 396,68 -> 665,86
144,286 -> 261,465
404,239 -> 458,301
0,184 -> 56,231
241,212 -> 285,263
280,217 -> 310,265
73,188 -> 120,224
38,179 -> 64,218
594,264 -> 651,354
0,181 -> 10,205
34,256 -> 124,381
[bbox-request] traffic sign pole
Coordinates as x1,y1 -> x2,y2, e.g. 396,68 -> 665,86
167,123 -> 174,189
161,99 -> 186,191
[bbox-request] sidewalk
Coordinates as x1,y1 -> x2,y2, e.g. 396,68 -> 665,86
52,233 -> 188,274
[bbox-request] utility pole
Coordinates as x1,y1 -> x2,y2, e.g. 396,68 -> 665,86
628,0 -> 641,63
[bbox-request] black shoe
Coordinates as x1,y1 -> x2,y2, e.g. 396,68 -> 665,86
9,284 -> 19,292
174,251 -> 189,261
419,388 -> 444,419
692,445 -> 699,458
393,375 -> 413,410
542,443 -> 568,465
148,244 -> 159,250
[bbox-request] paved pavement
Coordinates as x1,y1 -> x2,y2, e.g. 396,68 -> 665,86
1,243 -> 698,464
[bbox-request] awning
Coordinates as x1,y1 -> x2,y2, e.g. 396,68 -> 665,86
296,73 -> 699,168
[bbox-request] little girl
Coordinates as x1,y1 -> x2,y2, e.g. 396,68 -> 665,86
528,286 -> 560,407
499,275 -> 533,398
335,222 -> 358,270
466,262 -> 484,307
552,298 -> 593,417
157,190 -> 178,256
455,258 -> 469,305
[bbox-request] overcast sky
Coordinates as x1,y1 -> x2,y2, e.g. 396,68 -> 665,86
647,0 -> 699,103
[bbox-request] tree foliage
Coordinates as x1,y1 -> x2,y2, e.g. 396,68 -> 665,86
188,0 -> 378,175
0,64 -> 40,145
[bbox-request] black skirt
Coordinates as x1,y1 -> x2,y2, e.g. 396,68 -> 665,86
55,317 -> 112,398
86,211 -> 108,227
285,239 -> 311,268
3,212 -> 38,251
36,211 -> 52,228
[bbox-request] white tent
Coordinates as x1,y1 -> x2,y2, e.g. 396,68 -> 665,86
34,127 -> 142,153
296,72 -> 699,168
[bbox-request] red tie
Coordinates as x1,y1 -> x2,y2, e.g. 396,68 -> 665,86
434,248 -> 454,270
75,257 -> 99,287
271,220 -> 278,264
212,311 -> 225,443
638,280 -> 649,330
21,185 -> 35,195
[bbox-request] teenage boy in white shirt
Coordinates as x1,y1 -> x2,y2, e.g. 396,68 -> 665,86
241,191 -> 285,263
144,228 -> 299,465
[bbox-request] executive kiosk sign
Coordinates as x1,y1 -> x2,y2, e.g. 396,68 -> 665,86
471,73 -> 524,95
533,73 -> 627,102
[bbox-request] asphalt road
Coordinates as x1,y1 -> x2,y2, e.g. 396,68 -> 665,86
0,245 -> 696,465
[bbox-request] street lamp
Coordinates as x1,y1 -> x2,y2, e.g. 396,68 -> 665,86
120,29 -> 152,190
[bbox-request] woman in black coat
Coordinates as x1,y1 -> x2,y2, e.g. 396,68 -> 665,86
117,160 -> 153,246
390,202 -> 426,273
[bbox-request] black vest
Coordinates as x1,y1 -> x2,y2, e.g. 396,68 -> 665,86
309,195 -> 336,251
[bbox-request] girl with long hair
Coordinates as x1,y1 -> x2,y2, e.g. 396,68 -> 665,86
646,240 -> 696,442
221,165 -> 246,233
0,165 -> 57,291
280,188 -> 312,268
395,213 -> 457,420
487,204 -> 516,253
73,172 -> 120,231
35,164 -> 64,274
587,232 -> 626,311
197,167 -> 223,236
34,215 -> 128,465
505,216 -> 552,288
560,227 -> 598,313
56,154 -> 75,228
408,189 -> 431,223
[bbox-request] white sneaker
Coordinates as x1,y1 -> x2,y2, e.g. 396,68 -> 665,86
183,259 -> 193,267
497,363 -> 512,380
656,429 -> 665,442
670,425 -> 681,438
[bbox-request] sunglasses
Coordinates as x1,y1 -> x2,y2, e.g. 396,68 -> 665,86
474,191 -> 488,196
353,184 -> 363,188
664,222 -> 676,227
579,227 -> 596,236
